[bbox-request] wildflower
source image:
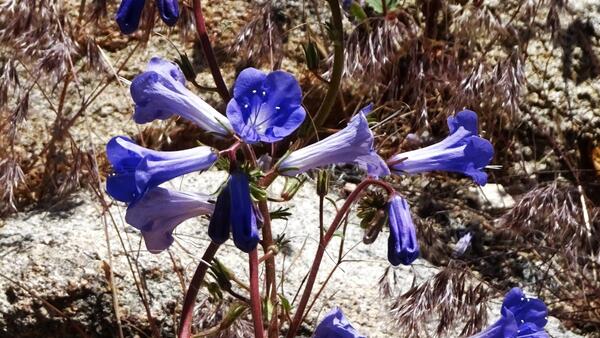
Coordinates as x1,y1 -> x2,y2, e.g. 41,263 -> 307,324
125,187 -> 214,253
207,185 -> 231,245
454,232 -> 473,257
106,136 -> 217,203
116,0 -> 179,35
387,194 -> 419,266
278,105 -> 389,177
228,170 -> 260,253
388,110 -> 494,185
471,287 -> 548,338
130,57 -> 232,136
313,307 -> 366,338
226,68 -> 306,144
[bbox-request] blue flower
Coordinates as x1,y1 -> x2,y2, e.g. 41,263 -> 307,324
387,195 -> 419,266
471,288 -> 548,338
278,105 -> 390,177
116,0 -> 179,35
388,110 -> 494,185
106,136 -> 217,203
313,307 -> 366,338
226,68 -> 306,144
130,57 -> 232,136
125,187 -> 214,253
228,170 -> 260,253
207,185 -> 231,245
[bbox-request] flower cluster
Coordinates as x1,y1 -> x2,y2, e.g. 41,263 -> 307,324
105,57 -> 494,263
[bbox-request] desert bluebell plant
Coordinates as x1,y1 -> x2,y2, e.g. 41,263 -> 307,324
471,288 -> 548,338
104,54 -> 495,336
116,0 -> 179,34
313,307 -> 366,338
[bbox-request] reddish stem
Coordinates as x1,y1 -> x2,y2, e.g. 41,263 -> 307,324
285,179 -> 394,337
249,249 -> 265,338
192,0 -> 231,103
178,241 -> 220,338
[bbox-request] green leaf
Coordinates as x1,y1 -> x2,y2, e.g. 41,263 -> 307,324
366,0 -> 399,13
303,41 -> 320,71
270,207 -> 292,221
349,3 -> 368,21
279,294 -> 292,313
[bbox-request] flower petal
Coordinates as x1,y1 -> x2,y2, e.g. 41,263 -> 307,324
105,136 -> 217,203
448,109 -> 479,134
313,307 -> 366,338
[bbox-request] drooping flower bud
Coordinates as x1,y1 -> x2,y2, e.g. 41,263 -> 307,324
207,185 -> 231,245
116,0 -> 145,35
229,170 -> 260,253
387,194 -> 419,266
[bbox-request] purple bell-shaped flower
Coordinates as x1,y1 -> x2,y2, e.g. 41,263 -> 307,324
106,136 -> 217,203
388,110 -> 493,185
125,187 -> 214,253
130,57 -> 232,135
470,287 -> 548,338
278,105 -> 389,177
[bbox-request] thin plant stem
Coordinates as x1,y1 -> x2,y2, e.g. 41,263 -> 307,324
249,249 -> 265,338
285,179 -> 394,338
258,200 -> 279,338
178,242 -> 220,338
192,0 -> 231,103
312,0 -> 344,128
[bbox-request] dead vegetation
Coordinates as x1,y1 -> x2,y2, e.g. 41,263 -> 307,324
1,0 -> 600,336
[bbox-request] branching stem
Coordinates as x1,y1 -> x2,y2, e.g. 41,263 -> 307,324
285,179 -> 394,337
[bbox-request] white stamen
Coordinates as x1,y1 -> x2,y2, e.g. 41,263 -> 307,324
275,106 -> 281,110
244,104 -> 249,109
262,90 -> 267,96
252,89 -> 257,94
